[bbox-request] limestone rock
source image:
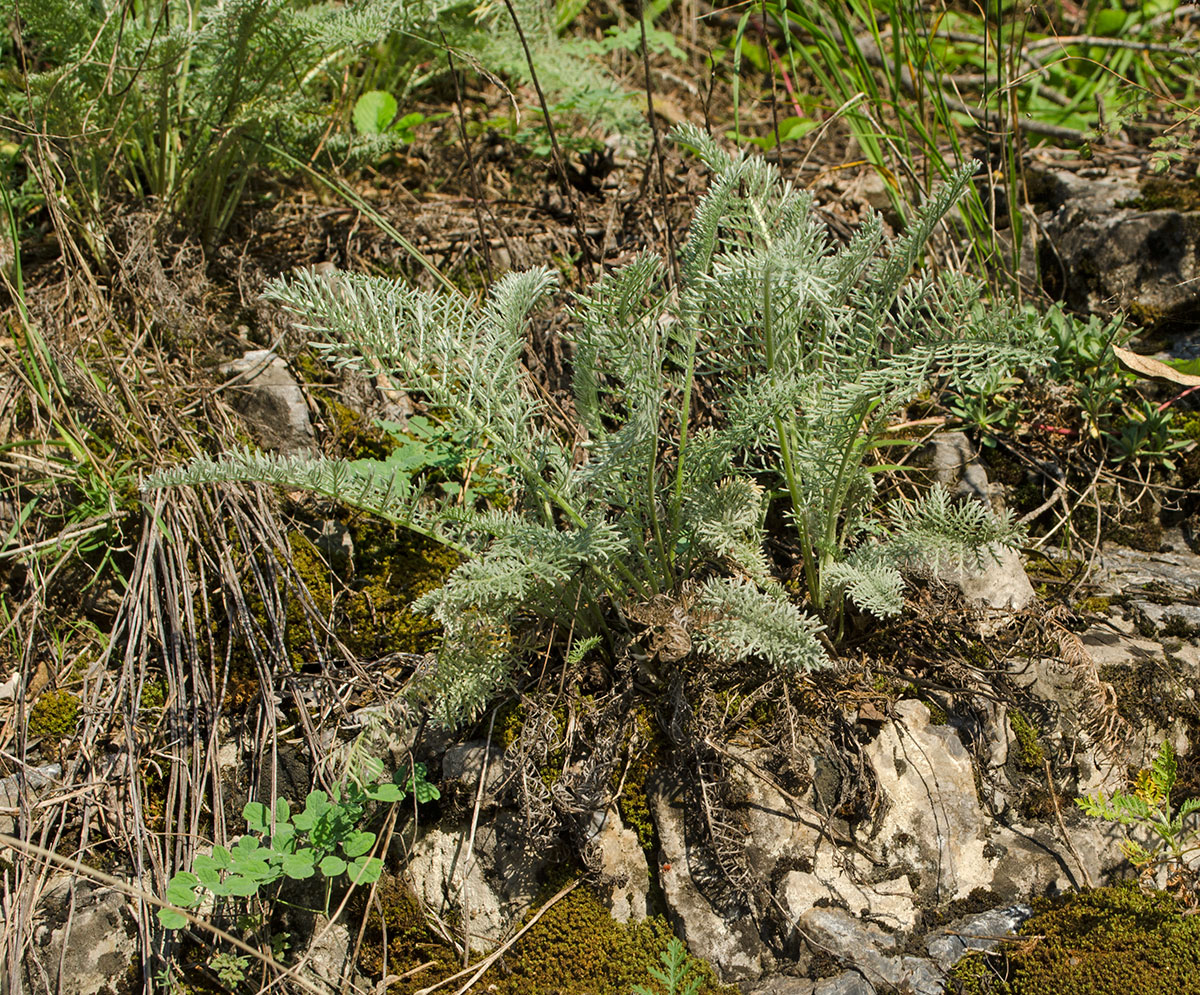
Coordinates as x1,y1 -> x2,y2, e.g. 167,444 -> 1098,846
925,904 -> 1033,970
798,906 -> 942,995
0,763 -> 59,837
911,432 -> 1034,611
300,916 -> 363,995
24,879 -> 138,995
583,807 -> 650,922
405,812 -> 551,952
813,974 -> 876,995
864,699 -> 991,901
649,776 -> 770,982
779,858 -> 916,932
441,741 -> 506,807
1036,169 -> 1200,322
220,349 -> 315,453
938,546 -> 1035,611
752,977 -> 818,995
911,431 -> 992,505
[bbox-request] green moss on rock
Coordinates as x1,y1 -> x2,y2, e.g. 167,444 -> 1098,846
285,519 -> 459,662
949,886 -> 1200,995
29,689 -> 80,743
1008,709 -> 1045,771
494,884 -> 731,995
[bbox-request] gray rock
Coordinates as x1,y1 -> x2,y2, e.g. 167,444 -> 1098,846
584,806 -> 650,922
864,699 -> 991,902
1036,169 -> 1200,321
24,879 -> 138,995
649,776 -> 769,982
779,863 -> 916,933
751,975 -> 817,994
405,811 -> 551,952
1130,599 -> 1200,639
799,907 -> 941,995
910,433 -> 1034,611
911,432 -> 992,505
300,916 -> 364,995
441,741 -> 506,805
938,546 -> 1035,611
925,904 -> 1033,970
220,349 -> 315,453
813,973 -> 876,995
0,763 -> 59,837
1091,542 -> 1200,596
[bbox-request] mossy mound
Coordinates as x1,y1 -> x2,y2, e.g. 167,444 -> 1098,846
949,886 -> 1200,995
29,688 -> 80,743
356,877 -> 733,995
492,885 -> 729,995
285,518 -> 459,662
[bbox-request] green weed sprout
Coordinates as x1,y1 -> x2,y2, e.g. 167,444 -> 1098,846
1077,739 -> 1200,891
158,764 -> 438,930
632,937 -> 704,995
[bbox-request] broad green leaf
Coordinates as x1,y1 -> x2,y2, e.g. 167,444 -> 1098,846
271,824 -> 297,853
341,831 -> 376,858
225,875 -> 260,898
413,779 -> 440,804
319,855 -> 348,877
367,782 -> 404,803
282,852 -> 316,880
275,797 -> 292,824
354,90 -> 398,135
1093,8 -> 1126,34
157,908 -> 188,930
211,845 -> 232,869
165,875 -> 200,907
243,802 -> 268,834
348,856 -> 383,885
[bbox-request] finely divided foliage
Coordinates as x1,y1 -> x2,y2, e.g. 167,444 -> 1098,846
149,130 -> 1046,726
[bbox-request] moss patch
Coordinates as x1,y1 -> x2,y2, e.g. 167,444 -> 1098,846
356,877 -> 733,995
29,689 -> 80,743
492,884 -> 731,995
285,518 -> 459,662
1008,709 -> 1045,771
614,706 -> 667,853
948,886 -> 1200,995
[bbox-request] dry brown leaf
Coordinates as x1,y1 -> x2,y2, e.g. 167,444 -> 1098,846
1113,346 -> 1200,387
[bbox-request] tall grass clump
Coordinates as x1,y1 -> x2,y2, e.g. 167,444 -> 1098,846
5,0 -> 459,251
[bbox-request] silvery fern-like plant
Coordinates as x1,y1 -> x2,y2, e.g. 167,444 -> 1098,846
149,130 -> 1045,726
670,123 -> 1045,632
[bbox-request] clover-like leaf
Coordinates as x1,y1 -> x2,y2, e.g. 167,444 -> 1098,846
275,797 -> 292,824
341,831 -> 376,859
157,907 -> 188,930
165,872 -> 201,907
368,782 -> 404,803
348,856 -> 383,885
282,851 -> 316,880
243,802 -> 269,834
225,875 -> 260,898
211,845 -> 232,869
319,855 -> 348,877
353,90 -> 398,136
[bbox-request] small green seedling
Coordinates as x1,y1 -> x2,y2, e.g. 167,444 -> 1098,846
1077,739 -> 1200,890
353,90 -> 443,142
159,763 -> 438,929
632,937 -> 705,995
